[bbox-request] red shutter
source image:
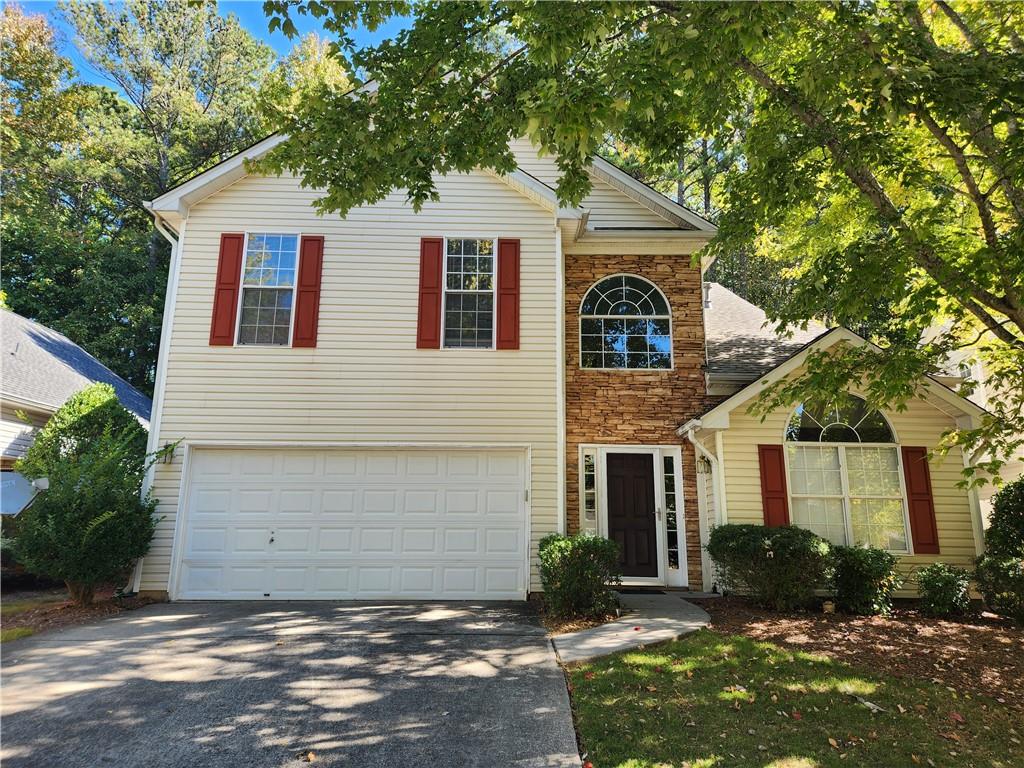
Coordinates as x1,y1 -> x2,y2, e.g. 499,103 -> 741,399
292,235 -> 324,348
416,237 -> 444,349
496,238 -> 520,350
758,444 -> 790,527
902,446 -> 940,554
209,233 -> 244,346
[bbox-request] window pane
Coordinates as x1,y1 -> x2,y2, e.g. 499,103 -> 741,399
237,287 -> 293,345
791,497 -> 847,545
787,446 -> 842,495
846,447 -> 901,495
850,499 -> 908,551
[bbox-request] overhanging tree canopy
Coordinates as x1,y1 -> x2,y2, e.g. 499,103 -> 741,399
261,0 -> 1022,476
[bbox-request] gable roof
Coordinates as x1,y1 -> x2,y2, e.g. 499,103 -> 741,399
704,283 -> 827,379
145,132 -> 716,238
684,325 -> 986,433
1,309 -> 152,424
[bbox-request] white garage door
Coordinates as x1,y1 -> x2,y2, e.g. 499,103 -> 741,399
174,447 -> 528,600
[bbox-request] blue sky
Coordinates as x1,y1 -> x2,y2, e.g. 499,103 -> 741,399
24,0 -> 411,88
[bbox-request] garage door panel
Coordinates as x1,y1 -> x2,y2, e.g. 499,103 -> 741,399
177,448 -> 528,600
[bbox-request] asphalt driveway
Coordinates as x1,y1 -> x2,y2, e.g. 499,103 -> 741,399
1,601 -> 580,767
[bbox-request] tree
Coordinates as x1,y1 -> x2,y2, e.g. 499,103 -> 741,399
1,2 -> 276,393
260,1 -> 1024,477
14,384 -> 157,605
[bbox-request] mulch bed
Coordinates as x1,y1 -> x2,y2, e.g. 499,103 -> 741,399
2,586 -> 159,638
688,596 -> 1024,711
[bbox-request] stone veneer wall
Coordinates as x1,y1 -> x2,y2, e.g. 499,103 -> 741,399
565,253 -> 708,588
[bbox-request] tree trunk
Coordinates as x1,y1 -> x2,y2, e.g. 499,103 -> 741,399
66,581 -> 96,606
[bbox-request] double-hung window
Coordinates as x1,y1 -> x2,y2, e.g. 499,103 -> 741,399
443,238 -> 495,348
785,395 -> 910,552
238,233 -> 298,345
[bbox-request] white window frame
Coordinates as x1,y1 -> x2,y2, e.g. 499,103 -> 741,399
235,231 -> 300,347
783,438 -> 915,555
440,235 -> 498,351
578,273 -> 674,371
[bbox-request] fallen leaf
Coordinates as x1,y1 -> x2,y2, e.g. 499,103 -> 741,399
911,755 -> 921,764
297,751 -> 316,763
792,710 -> 803,720
584,672 -> 595,680
949,712 -> 966,724
897,704 -> 907,714
828,738 -> 840,749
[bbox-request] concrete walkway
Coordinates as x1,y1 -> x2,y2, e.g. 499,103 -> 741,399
551,592 -> 711,664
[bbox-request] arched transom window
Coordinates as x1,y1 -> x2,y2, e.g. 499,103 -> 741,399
785,395 -> 910,552
579,275 -> 671,369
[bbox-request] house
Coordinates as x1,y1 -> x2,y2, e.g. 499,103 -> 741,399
136,134 -> 988,600
0,309 -> 152,514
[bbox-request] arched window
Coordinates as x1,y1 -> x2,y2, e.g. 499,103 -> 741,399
784,395 -> 909,552
579,275 -> 671,369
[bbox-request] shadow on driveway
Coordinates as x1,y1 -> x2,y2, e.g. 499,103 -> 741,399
1,601 -> 580,767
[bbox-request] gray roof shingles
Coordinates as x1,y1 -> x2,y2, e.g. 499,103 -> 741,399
1,309 -> 151,423
704,283 -> 828,379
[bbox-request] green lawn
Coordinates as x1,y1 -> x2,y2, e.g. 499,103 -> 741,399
568,629 -> 1021,768
1,590 -> 68,617
0,627 -> 35,642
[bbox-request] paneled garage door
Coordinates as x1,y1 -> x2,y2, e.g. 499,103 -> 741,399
174,447 -> 528,600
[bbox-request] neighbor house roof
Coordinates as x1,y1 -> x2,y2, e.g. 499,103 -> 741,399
1,309 -> 152,424
704,282 -> 827,380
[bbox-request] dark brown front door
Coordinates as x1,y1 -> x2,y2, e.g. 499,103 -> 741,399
606,452 -> 658,578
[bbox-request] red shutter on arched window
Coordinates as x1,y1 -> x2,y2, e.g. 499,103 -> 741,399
292,235 -> 324,348
209,233 -> 244,346
901,446 -> 940,554
496,238 -> 520,350
758,444 -> 790,527
416,237 -> 443,349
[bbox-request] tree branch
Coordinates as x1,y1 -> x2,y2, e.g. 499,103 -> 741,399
733,54 -> 1024,343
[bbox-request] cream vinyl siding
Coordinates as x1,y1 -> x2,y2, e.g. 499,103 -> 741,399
0,404 -> 47,463
142,169 -> 559,593
508,138 -> 675,229
718,395 -> 981,586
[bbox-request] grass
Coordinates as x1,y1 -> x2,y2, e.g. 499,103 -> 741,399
1,595 -> 66,616
568,629 -> 1021,768
0,627 -> 35,643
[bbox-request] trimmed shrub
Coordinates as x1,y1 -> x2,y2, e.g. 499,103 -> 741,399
985,477 -> 1024,558
706,524 -> 831,611
975,555 -> 1024,623
14,384 -> 158,605
975,476 -> 1024,623
916,563 -> 972,617
829,545 -> 902,615
538,533 -> 621,619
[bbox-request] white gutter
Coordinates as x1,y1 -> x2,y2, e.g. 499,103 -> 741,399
130,211 -> 184,594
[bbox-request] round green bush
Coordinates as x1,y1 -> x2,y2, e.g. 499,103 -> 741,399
706,524 -> 831,611
974,554 -> 1024,623
985,476 -> 1024,558
829,545 -> 902,615
975,475 -> 1024,623
538,533 -> 621,619
915,562 -> 972,617
14,384 -> 158,605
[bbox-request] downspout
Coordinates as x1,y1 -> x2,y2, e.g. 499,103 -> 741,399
683,421 -> 720,592
555,223 -> 566,534
130,210 -> 181,594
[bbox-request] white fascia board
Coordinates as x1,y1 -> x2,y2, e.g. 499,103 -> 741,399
485,167 -> 584,219
589,157 -> 718,232
145,133 -> 289,216
576,227 -> 714,242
